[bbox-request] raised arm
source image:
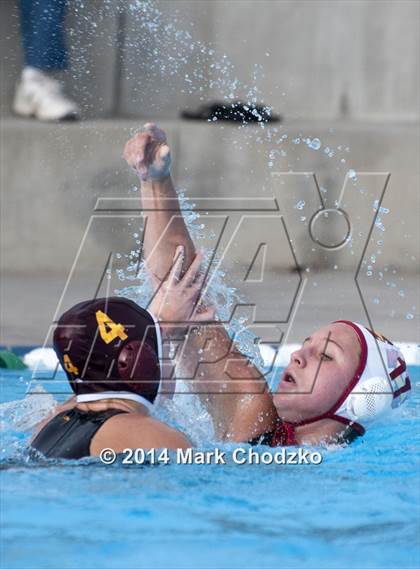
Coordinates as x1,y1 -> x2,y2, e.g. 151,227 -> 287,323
175,324 -> 279,441
123,123 -> 195,280
123,124 -> 279,441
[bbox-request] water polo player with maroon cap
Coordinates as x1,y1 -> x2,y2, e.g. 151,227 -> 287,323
31,249 -> 214,459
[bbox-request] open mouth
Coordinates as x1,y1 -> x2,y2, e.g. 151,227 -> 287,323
283,371 -> 296,384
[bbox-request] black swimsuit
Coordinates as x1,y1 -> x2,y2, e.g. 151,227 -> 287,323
31,407 -> 296,459
31,408 -> 127,459
248,431 -> 277,446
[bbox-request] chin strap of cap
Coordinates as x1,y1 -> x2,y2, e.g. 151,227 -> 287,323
76,391 -> 154,411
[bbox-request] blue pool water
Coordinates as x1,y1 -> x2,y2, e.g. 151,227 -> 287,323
1,368 -> 419,569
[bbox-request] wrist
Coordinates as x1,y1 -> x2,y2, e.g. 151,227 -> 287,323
140,174 -> 172,192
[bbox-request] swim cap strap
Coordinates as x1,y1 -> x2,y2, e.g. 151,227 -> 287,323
291,412 -> 365,436
327,414 -> 365,436
76,391 -> 154,411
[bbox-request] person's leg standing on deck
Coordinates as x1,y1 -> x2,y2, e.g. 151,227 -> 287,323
14,0 -> 79,121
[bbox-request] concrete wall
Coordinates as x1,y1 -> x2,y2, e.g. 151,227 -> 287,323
1,118 -> 418,273
209,0 -> 419,120
1,0 -> 419,120
1,0 -> 418,275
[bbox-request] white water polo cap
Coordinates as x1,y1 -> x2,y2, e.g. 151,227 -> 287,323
293,321 -> 412,435
329,321 -> 411,434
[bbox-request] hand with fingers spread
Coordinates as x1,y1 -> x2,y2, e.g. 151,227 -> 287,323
123,122 -> 172,182
148,246 -> 216,337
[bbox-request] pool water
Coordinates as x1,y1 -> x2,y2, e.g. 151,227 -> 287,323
1,368 -> 419,569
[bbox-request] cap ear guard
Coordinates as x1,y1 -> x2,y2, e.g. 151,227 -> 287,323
332,322 -> 411,432
336,376 -> 394,424
117,339 -> 160,403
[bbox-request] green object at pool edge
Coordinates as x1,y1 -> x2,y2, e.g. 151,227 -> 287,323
0,350 -> 28,370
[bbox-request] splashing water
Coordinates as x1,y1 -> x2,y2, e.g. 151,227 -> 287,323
116,189 -> 264,366
306,137 -> 321,150
114,189 -> 267,440
294,200 -> 306,210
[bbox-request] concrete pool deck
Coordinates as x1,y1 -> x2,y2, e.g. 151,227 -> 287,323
1,270 -> 418,347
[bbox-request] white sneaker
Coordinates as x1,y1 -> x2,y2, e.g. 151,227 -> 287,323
13,67 -> 79,121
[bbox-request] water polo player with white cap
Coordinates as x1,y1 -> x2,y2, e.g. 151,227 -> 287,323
30,250 -> 214,459
258,320 -> 411,445
178,317 -> 412,447
123,122 -> 412,446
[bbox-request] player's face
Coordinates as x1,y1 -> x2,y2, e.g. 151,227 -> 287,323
273,323 -> 361,423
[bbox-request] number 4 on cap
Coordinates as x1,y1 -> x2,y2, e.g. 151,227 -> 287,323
95,310 -> 128,344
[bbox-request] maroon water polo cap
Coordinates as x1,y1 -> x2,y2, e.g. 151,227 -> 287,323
53,297 -> 163,410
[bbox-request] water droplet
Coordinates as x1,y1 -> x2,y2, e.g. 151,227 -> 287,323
375,219 -> 386,232
307,138 -> 321,150
294,200 -> 305,210
347,169 -> 357,180
406,313 -> 414,320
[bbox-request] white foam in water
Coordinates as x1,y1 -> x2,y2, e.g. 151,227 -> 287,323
23,348 -> 61,371
0,384 -> 57,433
156,380 -> 215,446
